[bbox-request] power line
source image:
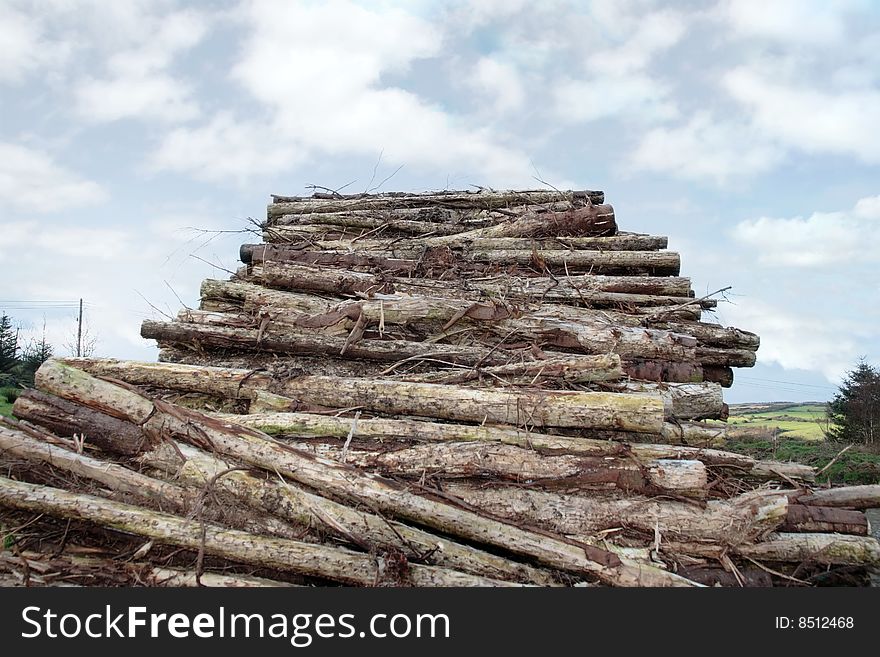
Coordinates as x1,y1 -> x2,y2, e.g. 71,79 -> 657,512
737,376 -> 838,390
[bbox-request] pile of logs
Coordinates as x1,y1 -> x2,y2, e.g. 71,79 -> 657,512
1,189 -> 878,587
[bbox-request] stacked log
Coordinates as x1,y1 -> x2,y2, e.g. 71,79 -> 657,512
2,188 -> 877,587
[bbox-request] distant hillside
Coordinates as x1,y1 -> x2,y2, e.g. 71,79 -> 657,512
726,401 -> 828,440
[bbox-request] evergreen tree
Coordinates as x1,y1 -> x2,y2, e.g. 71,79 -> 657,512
0,313 -> 17,375
19,321 -> 54,386
826,359 -> 880,445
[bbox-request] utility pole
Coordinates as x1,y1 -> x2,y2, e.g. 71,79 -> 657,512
76,298 -> 83,358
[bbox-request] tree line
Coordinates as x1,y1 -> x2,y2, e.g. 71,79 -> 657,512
0,312 -> 54,389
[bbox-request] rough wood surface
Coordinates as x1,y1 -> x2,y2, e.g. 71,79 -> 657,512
0,477 -> 514,587
142,441 -> 557,585
60,358 -> 667,432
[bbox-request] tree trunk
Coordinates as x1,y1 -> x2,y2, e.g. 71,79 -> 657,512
437,483 -> 790,545
12,389 -> 148,455
280,440 -> 709,497
247,262 -> 713,315
793,485 -> 880,509
667,533 -> 880,567
780,504 -> 868,535
261,233 -> 669,252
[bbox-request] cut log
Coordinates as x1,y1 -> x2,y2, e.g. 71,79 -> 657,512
614,382 -> 725,420
142,441 -> 557,585
438,484 -> 789,545
267,189 -> 605,217
281,440 -> 708,497
35,360 -> 697,586
780,504 -> 868,535
668,533 -> 880,567
0,477 -> 515,587
12,389 -> 148,455
261,233 -> 669,252
794,485 -> 880,509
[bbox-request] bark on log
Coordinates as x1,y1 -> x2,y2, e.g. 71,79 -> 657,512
171,307 -> 700,364
142,441 -> 557,585
281,440 -> 708,497
0,551 -> 299,587
780,504 -> 868,535
0,477 -> 515,587
261,233 -> 669,252
247,262 -> 713,315
437,484 -> 789,545
12,389 -> 148,455
213,410 -> 810,481
201,280 -> 752,350
0,420 -> 308,541
267,189 -> 605,217
34,360 -> 697,586
794,485 -> 880,509
613,382 -> 725,421
244,244 -> 679,276
63,358 -> 666,432
242,244 -> 688,288
668,533 -> 880,567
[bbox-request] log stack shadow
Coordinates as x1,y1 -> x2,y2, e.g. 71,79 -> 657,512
2,188 -> 878,587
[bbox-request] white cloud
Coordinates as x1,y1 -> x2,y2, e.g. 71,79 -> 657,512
718,0 -> 851,45
73,9 -> 207,123
151,0 -> 538,185
0,142 -> 106,212
629,112 -> 783,182
466,57 -> 525,114
551,9 -> 686,125
0,4 -> 66,82
732,195 -> 880,266
553,73 -> 677,124
148,112 -> 304,184
723,67 -> 880,164
722,299 -> 867,382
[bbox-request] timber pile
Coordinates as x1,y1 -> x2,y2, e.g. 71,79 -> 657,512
2,188 -> 879,587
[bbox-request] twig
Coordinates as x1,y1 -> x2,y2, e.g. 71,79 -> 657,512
816,444 -> 853,477
645,286 -> 732,322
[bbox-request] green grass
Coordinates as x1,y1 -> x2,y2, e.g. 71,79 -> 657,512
726,401 -> 828,440
0,386 -> 16,417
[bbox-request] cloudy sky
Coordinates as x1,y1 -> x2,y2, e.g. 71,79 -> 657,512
1,0 -> 878,403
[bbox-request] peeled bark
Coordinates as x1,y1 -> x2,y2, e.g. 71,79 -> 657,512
0,477 -> 514,587
35,360 -> 696,586
780,504 -> 868,535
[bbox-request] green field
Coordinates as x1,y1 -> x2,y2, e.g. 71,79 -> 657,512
726,402 -> 829,440
0,387 -> 16,417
